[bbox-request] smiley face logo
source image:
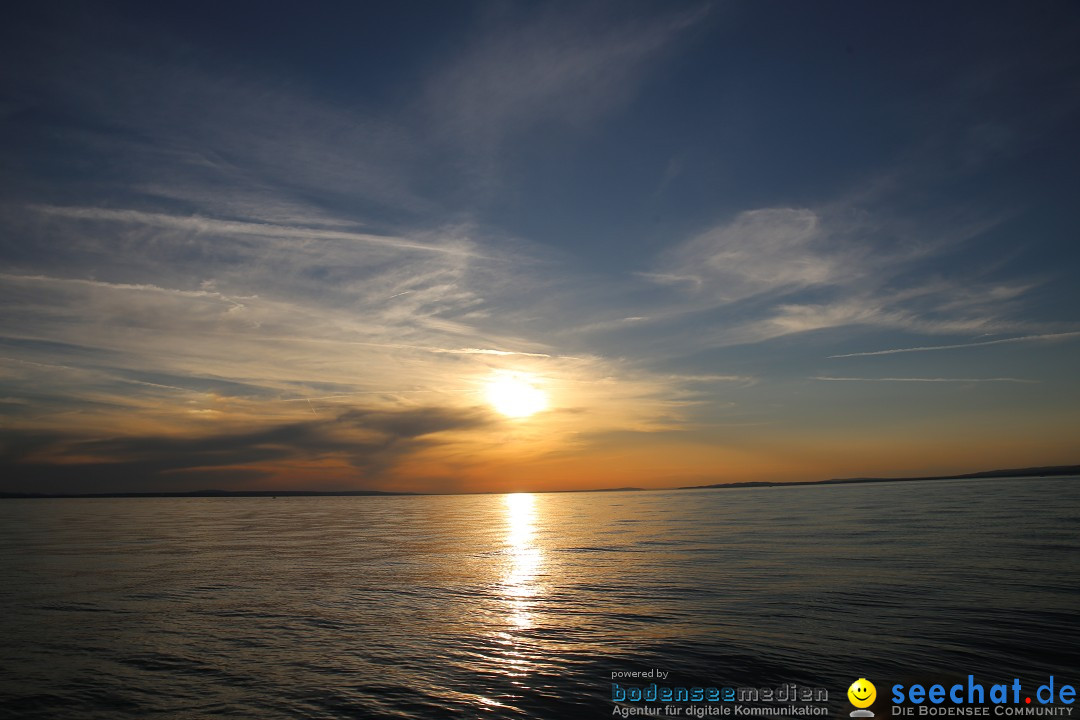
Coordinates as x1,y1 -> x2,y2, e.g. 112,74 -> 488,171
848,678 -> 876,709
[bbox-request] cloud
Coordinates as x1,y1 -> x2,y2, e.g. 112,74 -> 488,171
829,331 -> 1080,358
813,376 -> 1038,384
757,295 -> 1020,340
765,299 -> 895,335
430,347 -> 553,358
0,272 -> 249,304
651,208 -> 838,302
3,205 -> 498,357
631,196 -> 1054,356
0,406 -> 493,493
31,205 -> 475,257
36,42 -> 430,218
666,373 -> 755,384
425,2 -> 709,163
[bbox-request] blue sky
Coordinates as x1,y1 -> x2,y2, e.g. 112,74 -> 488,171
2,1 -> 1079,493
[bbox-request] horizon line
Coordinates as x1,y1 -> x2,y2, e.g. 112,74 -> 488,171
3,463 -> 1076,500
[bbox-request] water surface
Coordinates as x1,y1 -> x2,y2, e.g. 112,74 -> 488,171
1,477 -> 1078,718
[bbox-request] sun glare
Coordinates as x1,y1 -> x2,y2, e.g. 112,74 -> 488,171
485,373 -> 548,418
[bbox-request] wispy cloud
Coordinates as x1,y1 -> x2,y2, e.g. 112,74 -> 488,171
431,347 -> 553,358
31,206 -> 475,257
0,272 -> 250,304
666,374 -> 755,384
829,331 -> 1080,358
813,376 -> 1038,384
650,208 -> 839,302
426,3 -> 709,160
632,194 -> 1048,357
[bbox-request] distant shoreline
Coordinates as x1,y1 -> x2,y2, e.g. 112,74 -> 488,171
0,486 -> 648,500
1,465 -> 1075,499
678,464 -> 1080,490
0,489 -> 417,499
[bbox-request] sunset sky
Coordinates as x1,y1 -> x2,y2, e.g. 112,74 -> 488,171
2,1 -> 1079,494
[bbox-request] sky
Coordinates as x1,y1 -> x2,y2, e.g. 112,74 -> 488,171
1,1 -> 1079,494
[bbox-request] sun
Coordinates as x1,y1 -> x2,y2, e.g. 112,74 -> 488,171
485,373 -> 548,418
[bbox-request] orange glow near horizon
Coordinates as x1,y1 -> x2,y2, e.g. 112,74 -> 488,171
6,352 -> 1079,496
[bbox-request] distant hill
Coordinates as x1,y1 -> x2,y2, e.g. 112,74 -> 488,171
680,464 -> 1080,490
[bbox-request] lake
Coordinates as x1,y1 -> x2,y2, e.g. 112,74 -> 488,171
1,477 -> 1078,718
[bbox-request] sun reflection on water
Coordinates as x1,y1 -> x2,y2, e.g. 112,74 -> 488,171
502,493 -> 543,631
484,492 -> 547,693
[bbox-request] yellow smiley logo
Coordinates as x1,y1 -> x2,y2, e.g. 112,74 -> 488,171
848,679 -> 876,708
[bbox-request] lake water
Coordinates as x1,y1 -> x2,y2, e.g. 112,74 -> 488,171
1,477 -> 1078,719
